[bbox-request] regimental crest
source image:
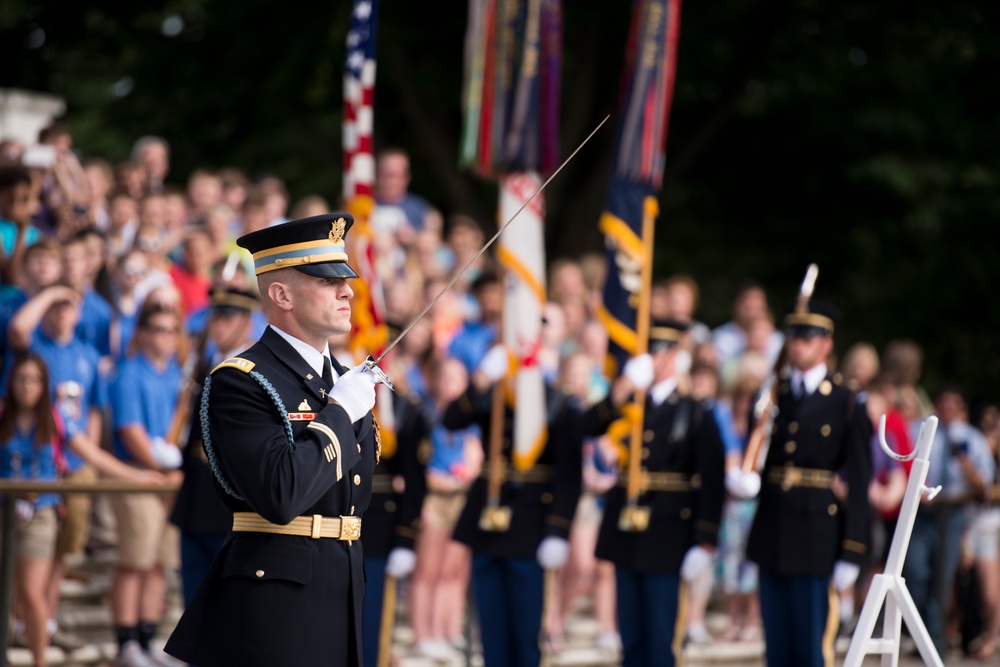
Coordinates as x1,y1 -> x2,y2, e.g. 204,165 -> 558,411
328,217 -> 347,244
298,399 -> 312,411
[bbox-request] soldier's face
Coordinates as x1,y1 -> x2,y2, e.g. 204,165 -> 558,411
291,274 -> 354,337
786,333 -> 832,371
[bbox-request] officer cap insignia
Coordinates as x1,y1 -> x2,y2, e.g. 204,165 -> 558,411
328,217 -> 347,244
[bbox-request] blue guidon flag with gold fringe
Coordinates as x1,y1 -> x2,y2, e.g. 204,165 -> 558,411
461,0 -> 562,471
596,0 -> 682,372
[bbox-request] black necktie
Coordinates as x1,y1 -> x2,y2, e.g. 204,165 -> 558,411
322,356 -> 335,389
798,379 -> 807,400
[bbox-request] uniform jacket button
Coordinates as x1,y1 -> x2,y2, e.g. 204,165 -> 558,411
255,569 -> 265,578
353,474 -> 361,486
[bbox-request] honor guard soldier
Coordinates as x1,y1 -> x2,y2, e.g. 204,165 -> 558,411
585,319 -> 726,667
727,300 -> 872,667
169,286 -> 259,608
442,343 -> 583,667
360,367 -> 430,667
165,214 -> 384,667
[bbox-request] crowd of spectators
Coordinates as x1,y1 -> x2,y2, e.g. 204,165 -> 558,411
1,124 -> 998,667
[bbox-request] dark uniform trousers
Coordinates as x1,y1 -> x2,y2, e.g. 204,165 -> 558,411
442,384 -> 583,667
165,328 -> 378,667
170,354 -> 235,609
585,390 -> 725,667
360,390 -> 429,667
745,376 -> 872,667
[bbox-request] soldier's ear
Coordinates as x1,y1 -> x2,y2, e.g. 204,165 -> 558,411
266,280 -> 294,311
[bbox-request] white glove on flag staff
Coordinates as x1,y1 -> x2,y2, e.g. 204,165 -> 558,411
385,548 -> 417,578
680,545 -> 714,582
832,560 -> 860,592
327,363 -> 378,423
536,536 -> 570,570
150,436 -> 183,470
477,344 -> 509,384
622,353 -> 654,391
725,467 -> 761,500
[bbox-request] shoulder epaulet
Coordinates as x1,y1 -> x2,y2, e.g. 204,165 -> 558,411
211,357 -> 256,374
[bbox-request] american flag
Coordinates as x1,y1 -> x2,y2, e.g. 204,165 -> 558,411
343,0 -> 387,358
343,0 -> 378,201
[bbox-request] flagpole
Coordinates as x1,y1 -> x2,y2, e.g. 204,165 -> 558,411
624,199 -> 655,517
480,283 -> 511,532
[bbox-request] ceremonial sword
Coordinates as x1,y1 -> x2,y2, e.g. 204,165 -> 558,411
363,114 -> 611,390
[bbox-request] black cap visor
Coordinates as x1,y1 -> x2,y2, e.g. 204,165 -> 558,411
294,261 -> 360,279
785,324 -> 830,340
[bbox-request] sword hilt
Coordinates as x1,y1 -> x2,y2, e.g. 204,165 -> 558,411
365,355 -> 395,392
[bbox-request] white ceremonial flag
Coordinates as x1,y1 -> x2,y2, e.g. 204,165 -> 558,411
498,172 -> 548,471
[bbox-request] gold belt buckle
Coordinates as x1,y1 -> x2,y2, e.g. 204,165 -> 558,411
479,505 -> 512,532
618,504 -> 651,532
782,467 -> 802,491
340,516 -> 361,542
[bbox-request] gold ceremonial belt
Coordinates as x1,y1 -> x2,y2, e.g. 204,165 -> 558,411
618,472 -> 698,493
765,466 -> 833,491
481,464 -> 553,484
231,512 -> 362,541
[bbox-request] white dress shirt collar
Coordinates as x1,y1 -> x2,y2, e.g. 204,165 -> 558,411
269,325 -> 333,381
790,363 -> 827,397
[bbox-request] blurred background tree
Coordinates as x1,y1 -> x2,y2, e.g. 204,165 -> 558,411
2,0 -> 998,404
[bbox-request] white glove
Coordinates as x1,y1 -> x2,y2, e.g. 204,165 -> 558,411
725,468 -> 760,499
327,363 -> 378,423
15,499 -> 35,524
385,547 -> 417,578
150,436 -> 183,470
477,344 -> 509,383
680,545 -> 714,582
622,353 -> 654,391
832,560 -> 860,591
536,536 -> 570,570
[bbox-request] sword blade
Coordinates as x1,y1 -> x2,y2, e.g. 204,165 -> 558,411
372,114 -> 611,365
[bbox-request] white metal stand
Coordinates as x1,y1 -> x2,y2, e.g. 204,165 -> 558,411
843,415 -> 944,667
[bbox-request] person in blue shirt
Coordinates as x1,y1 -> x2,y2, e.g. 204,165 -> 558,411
0,352 -> 64,667
4,282 -> 110,653
0,165 -> 43,288
63,232 -> 114,358
108,302 -> 185,666
447,271 -> 501,373
0,238 -> 63,371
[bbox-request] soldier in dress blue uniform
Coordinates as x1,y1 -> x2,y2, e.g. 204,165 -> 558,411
584,319 -> 726,667
360,366 -> 430,667
442,344 -> 583,667
728,299 -> 873,667
169,286 -> 258,608
165,214 -> 384,667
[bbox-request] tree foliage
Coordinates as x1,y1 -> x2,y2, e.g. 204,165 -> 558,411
3,0 -> 999,404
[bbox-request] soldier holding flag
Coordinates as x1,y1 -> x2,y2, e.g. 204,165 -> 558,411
583,319 -> 726,667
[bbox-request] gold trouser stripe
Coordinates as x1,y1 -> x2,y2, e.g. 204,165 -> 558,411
231,512 -> 361,541
672,578 -> 689,667
822,585 -> 839,667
